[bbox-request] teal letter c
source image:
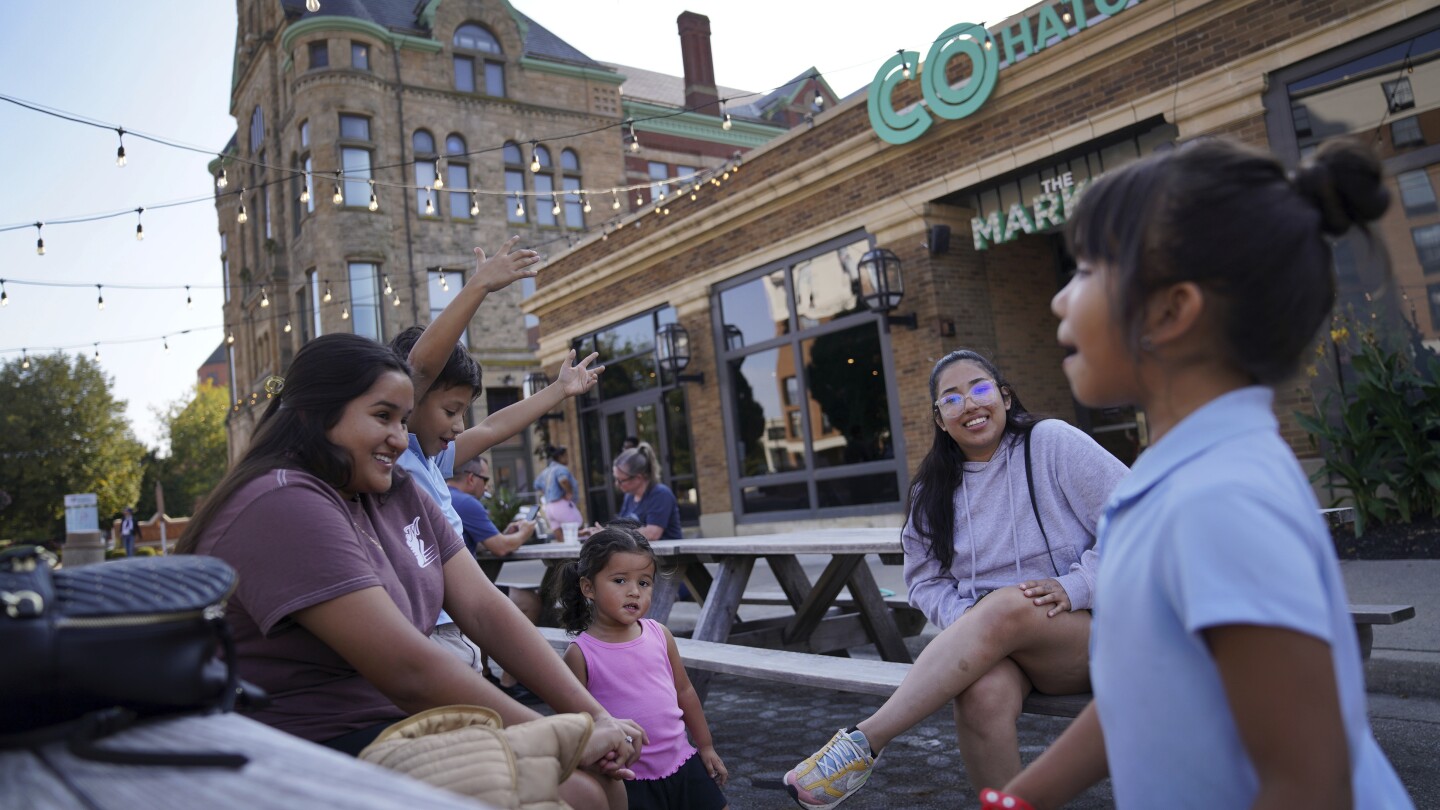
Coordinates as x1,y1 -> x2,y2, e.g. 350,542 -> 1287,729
867,50 -> 932,145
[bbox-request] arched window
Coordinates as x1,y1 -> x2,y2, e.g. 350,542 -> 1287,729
453,24 -> 505,96
446,134 -> 470,219
504,141 -> 526,224
561,149 -> 583,228
532,144 -> 555,226
413,129 -> 437,215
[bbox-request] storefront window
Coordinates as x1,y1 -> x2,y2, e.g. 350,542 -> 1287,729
574,307 -> 698,525
715,232 -> 906,520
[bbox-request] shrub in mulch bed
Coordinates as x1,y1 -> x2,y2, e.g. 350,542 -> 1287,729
1331,515 -> 1440,560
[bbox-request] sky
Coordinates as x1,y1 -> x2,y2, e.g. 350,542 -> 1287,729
0,0 -> 1031,452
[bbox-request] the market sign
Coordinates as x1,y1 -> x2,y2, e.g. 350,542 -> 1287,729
972,171 -> 1089,251
868,0 -> 1144,145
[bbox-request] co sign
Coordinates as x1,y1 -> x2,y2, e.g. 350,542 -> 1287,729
867,23 -> 997,146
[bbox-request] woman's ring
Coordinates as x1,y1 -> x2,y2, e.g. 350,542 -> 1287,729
624,735 -> 634,744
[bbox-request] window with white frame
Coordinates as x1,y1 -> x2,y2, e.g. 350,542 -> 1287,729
338,114 -> 372,206
351,41 -> 369,71
453,24 -> 505,97
348,261 -> 382,340
447,134 -> 471,218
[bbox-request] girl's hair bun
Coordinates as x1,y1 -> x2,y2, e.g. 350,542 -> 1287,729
1293,139 -> 1390,235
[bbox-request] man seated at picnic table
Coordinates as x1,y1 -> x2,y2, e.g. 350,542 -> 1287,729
447,456 -> 546,701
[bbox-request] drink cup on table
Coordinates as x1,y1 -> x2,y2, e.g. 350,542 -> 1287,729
561,522 -> 581,544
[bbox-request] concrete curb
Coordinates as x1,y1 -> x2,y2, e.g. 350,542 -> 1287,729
1366,650 -> 1440,701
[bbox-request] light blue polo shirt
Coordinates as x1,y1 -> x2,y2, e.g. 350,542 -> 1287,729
1091,387 -> 1410,808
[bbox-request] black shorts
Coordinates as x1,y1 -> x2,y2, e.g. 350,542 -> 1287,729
624,750 -> 727,810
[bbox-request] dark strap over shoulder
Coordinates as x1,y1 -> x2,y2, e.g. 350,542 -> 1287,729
1024,423 -> 1061,577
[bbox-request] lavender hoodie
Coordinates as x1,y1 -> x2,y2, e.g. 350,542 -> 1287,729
902,419 -> 1127,629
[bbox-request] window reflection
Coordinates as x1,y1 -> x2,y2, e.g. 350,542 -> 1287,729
718,269 -> 789,346
801,325 -> 893,468
729,348 -> 801,475
792,240 -> 866,329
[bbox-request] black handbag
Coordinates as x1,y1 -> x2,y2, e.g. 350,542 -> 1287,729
0,545 -> 265,767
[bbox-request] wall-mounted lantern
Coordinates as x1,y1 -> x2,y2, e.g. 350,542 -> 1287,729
656,323 -> 705,384
722,323 -> 744,353
523,371 -> 564,420
857,247 -> 917,330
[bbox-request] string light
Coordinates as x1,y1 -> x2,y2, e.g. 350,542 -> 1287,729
93,344 -> 101,361
898,49 -> 911,79
34,222 -> 44,256
424,187 -> 435,215
634,191 -> 643,206
283,319 -> 292,333
332,177 -> 344,205
134,207 -> 144,241
392,293 -> 401,307
513,194 -> 524,218
20,349 -> 29,370
433,159 -> 444,188
163,337 -> 170,353
226,329 -> 235,344
0,280 -> 7,306
383,275 -> 393,296
721,100 -> 732,130
299,180 -> 310,204
216,168 -> 228,189
581,192 -> 592,213
115,128 -> 127,168
529,141 -> 541,173
626,119 -> 639,152
340,306 -> 349,320
438,269 -> 448,291
322,282 -> 333,303
260,286 -> 270,307
612,190 -> 621,210
306,0 -> 320,11
814,80 -> 824,108
368,179 -> 379,211
1062,11 -> 1072,23
470,192 -> 479,217
237,188 -> 248,224
185,285 -> 193,309
96,284 -> 105,311
656,185 -> 666,202
550,197 -> 561,216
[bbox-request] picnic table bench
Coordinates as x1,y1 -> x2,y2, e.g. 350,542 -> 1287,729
540,602 -> 1416,720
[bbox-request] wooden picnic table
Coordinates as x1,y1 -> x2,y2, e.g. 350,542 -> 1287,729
0,711 -> 491,809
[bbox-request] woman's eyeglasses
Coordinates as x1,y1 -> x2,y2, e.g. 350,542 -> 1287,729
934,381 -> 999,414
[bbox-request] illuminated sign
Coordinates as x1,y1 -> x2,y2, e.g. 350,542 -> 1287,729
868,0 -> 1144,144
972,171 -> 1089,251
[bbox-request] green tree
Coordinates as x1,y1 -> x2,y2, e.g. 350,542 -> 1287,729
153,382 -> 231,516
0,353 -> 146,542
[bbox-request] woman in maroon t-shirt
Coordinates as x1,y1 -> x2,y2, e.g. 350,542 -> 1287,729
180,332 -> 644,809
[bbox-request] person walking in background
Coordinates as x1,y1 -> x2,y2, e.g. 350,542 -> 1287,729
557,521 -> 728,810
785,350 -> 1125,807
984,139 -> 1412,809
536,445 -> 584,532
119,506 -> 139,557
612,442 -> 682,542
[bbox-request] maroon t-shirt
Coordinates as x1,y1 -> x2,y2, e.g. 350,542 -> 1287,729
193,468 -> 464,742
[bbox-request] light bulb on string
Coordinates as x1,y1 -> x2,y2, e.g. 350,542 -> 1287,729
299,182 -> 310,204
1062,11 -> 1072,22
814,85 -> 824,108
898,50 -> 911,79
1,280 -> 8,306
216,168 -> 228,189
163,337 -> 171,353
260,286 -> 270,307
434,159 -> 444,188
626,119 -> 639,152
332,177 -> 344,205
237,188 -> 249,224
634,191 -> 643,207
657,185 -> 666,202
551,197 -> 561,216
529,142 -> 541,173
582,192 -> 591,213
438,269 -> 448,291
284,319 -> 292,333
690,187 -> 698,201
35,222 -> 44,256
135,208 -> 145,241
115,128 -> 127,168
368,180 -> 379,212
470,193 -> 480,217
21,350 -> 29,370
96,285 -> 105,311
611,190 -> 621,210
341,306 -> 350,320
424,188 -> 435,215
392,294 -> 401,307
383,275 -> 393,296
721,100 -> 732,130
226,329 -> 235,344
514,194 -> 524,218
322,282 -> 333,303
306,0 -> 320,11
94,344 -> 101,361
185,285 -> 193,309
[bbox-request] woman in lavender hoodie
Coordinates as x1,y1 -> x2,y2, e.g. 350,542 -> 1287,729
786,350 -> 1127,808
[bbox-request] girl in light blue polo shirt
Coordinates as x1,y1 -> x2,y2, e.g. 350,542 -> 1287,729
983,139 -> 1411,809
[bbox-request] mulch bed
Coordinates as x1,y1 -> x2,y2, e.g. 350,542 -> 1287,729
1331,514 -> 1440,560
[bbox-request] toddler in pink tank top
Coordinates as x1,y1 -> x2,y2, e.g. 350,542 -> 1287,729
557,522 -> 728,810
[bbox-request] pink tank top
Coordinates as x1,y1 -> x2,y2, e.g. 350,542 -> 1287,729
574,618 -> 694,779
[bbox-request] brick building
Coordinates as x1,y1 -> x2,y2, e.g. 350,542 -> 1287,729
526,0 -> 1440,537
210,1 -> 823,490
